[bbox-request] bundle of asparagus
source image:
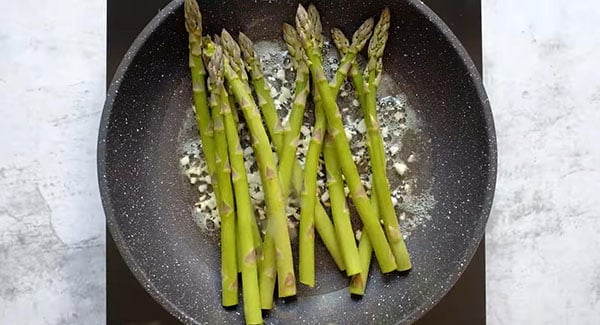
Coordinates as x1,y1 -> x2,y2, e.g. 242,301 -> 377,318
184,0 -> 411,323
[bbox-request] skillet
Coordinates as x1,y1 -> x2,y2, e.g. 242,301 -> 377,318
98,0 -> 496,323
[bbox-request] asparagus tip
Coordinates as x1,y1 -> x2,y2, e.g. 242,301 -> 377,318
368,8 -> 391,60
282,23 -> 303,61
238,31 -> 256,60
295,4 -> 312,48
331,28 -> 350,54
307,4 -> 322,39
221,28 -> 242,61
184,0 -> 202,36
208,45 -> 225,86
352,18 -> 375,51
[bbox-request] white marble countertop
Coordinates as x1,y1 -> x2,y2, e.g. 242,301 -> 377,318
1,0 -> 599,323
484,0 -> 600,323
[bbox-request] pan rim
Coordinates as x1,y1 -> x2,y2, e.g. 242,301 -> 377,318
97,0 -> 497,323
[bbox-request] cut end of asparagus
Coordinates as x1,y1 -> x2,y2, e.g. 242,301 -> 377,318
331,27 -> 350,54
184,0 -> 202,36
352,18 -> 375,52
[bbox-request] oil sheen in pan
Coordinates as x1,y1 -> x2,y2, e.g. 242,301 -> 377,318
177,39 -> 437,242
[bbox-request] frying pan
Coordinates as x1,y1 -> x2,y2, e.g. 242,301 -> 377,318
98,0 -> 496,323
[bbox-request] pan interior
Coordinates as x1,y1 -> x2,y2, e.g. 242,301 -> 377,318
99,0 -> 495,324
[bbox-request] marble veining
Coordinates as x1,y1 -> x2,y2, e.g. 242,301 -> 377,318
0,0 -> 106,324
484,0 -> 600,323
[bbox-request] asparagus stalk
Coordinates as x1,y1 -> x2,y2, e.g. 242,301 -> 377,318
331,26 -> 376,294
247,27 -> 346,273
184,0 -> 224,224
296,4 -> 397,273
279,23 -> 344,273
276,25 -> 311,201
239,27 -> 346,288
220,32 -> 280,308
331,27 -> 367,109
203,43 -> 238,307
298,84 -> 325,286
323,135 -> 362,276
297,7 -> 329,286
207,46 -> 262,323
238,33 -> 285,147
220,30 -> 297,299
297,6 -> 376,280
184,0 -> 215,173
363,8 -> 411,271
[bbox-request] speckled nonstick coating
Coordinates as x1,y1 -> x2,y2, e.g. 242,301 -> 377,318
98,0 -> 496,323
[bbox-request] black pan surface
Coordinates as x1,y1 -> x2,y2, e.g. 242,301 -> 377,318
98,0 -> 496,323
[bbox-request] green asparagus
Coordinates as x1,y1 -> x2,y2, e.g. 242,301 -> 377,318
203,42 -> 238,307
298,84 -> 325,286
207,45 -> 262,323
296,4 -> 397,273
323,135 -> 362,276
220,30 -> 297,299
363,8 -> 411,271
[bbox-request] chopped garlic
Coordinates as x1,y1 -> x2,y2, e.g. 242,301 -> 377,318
389,145 -> 400,156
276,68 -> 286,80
356,119 -> 367,134
393,111 -> 404,120
393,162 -> 409,176
345,129 -> 353,141
355,229 -> 362,241
180,155 -> 190,167
407,153 -> 417,163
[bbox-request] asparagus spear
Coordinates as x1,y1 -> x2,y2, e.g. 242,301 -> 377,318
184,0 -> 223,220
296,4 -> 397,273
276,25 -> 311,201
225,32 -> 295,308
363,8 -> 411,271
298,84 -> 325,286
241,28 -> 348,275
184,0 -> 214,171
203,43 -> 238,307
331,27 -> 367,109
323,135 -> 362,276
220,32 -> 281,308
297,6 -> 375,281
297,6 -> 328,286
331,26 -> 376,293
238,33 -> 285,147
206,46 -> 262,323
331,27 -> 375,294
220,30 -> 297,299
238,27 -> 345,293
